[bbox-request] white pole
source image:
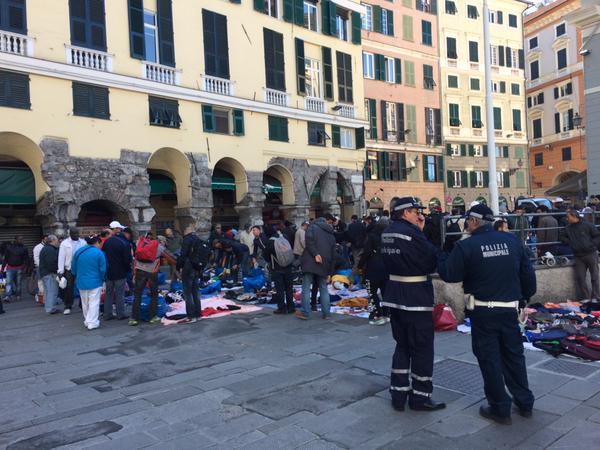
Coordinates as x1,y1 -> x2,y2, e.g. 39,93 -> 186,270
483,0 -> 499,215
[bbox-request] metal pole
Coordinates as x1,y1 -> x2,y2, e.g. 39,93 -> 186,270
483,0 -> 499,215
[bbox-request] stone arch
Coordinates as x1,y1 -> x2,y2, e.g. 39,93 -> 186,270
553,170 -> 580,187
147,147 -> 192,207
264,164 -> 295,205
212,157 -> 248,204
0,132 -> 47,200
76,199 -> 134,233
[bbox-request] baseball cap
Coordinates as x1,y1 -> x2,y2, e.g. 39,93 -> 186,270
109,220 -> 125,229
465,203 -> 495,222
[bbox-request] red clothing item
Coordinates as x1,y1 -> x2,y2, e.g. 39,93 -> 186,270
201,307 -> 221,317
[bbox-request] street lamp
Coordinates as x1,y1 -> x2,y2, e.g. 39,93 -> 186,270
573,112 -> 583,129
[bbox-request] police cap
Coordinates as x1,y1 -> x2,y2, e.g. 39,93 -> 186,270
466,203 -> 495,222
390,196 -> 425,213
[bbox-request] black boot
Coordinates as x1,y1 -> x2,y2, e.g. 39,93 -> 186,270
409,399 -> 446,411
479,405 -> 512,425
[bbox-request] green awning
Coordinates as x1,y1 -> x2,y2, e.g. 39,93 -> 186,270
212,176 -> 236,191
150,176 -> 175,195
263,175 -> 282,193
0,168 -> 35,204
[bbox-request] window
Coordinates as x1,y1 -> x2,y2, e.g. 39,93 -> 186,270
0,70 -> 30,109
202,105 -> 243,135
488,10 -> 496,23
529,37 -> 538,50
69,0 -> 106,51
534,152 -> 543,166
452,170 -> 462,187
512,109 -> 521,131
469,41 -> 479,62
530,60 -> 539,80
336,12 -> 348,41
264,28 -> 285,91
72,82 -> 109,119
129,0 -> 175,66
532,118 -> 542,139
562,147 -> 572,161
425,107 -> 441,145
467,5 -> 478,19
490,45 -> 498,65
366,151 -> 378,180
555,82 -> 573,98
559,109 -> 574,131
268,115 -> 288,141
447,37 -> 457,59
402,15 -> 413,41
424,155 -> 443,182
144,10 -> 158,63
449,103 -> 460,126
451,144 -> 460,157
556,22 -> 566,37
365,98 -> 377,139
304,1 -> 318,31
448,75 -> 458,88
256,0 -> 278,18
421,20 -> 432,46
305,58 -> 321,98
470,78 -> 480,90
516,171 -> 525,188
445,1 -> 457,15
473,171 -> 483,187
557,48 -> 567,70
384,57 -> 395,83
0,0 -> 27,34
202,9 -> 230,79
363,52 -> 374,79
340,127 -> 353,149
380,8 -> 393,36
149,96 -> 181,128
385,101 -> 397,140
474,146 -> 483,157
509,14 -> 517,28
497,171 -> 504,188
308,121 -> 326,146
471,105 -> 482,128
511,48 -> 519,67
362,3 -> 372,30
491,81 -> 498,93
336,51 -> 353,103
511,83 -> 520,95
493,107 -> 502,130
416,0 -> 433,13
404,60 -> 415,86
423,64 -> 434,90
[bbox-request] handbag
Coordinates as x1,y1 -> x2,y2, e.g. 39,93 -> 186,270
433,304 -> 458,331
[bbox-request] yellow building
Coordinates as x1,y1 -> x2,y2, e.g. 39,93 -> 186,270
438,0 -> 529,211
0,0 -> 367,238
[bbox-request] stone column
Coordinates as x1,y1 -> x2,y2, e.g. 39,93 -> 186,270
281,205 -> 310,225
235,171 -> 266,228
187,153 -> 214,234
175,206 -> 212,235
319,169 -> 341,216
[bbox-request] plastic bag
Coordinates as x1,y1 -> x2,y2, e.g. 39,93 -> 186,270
243,273 -> 265,292
432,304 -> 457,331
200,280 -> 222,295
140,294 -> 167,321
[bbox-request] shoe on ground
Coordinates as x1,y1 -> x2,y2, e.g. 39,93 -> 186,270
369,316 -> 387,326
479,405 -> 512,425
48,309 -> 59,315
287,308 -> 296,314
179,317 -> 196,324
104,315 -> 115,321
516,407 -> 532,418
294,310 -> 309,320
273,308 -> 287,315
87,325 -> 99,330
322,315 -> 331,320
311,304 -> 318,312
409,399 -> 447,412
117,315 -> 129,320
128,319 -> 139,326
63,308 -> 71,315
392,400 -> 405,412
149,316 -> 161,324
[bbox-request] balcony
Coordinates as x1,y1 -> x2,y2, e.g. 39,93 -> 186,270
494,131 -> 502,138
335,104 -> 355,118
201,74 -> 234,96
448,60 -> 457,68
470,63 -> 479,71
143,61 -> 179,85
473,129 -> 483,137
66,45 -> 111,72
0,30 -> 32,56
264,88 -> 289,107
304,96 -> 325,113
450,128 -> 460,135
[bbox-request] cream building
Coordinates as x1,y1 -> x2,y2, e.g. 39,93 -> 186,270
439,0 -> 529,212
0,0 -> 367,239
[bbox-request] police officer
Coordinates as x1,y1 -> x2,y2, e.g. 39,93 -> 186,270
437,203 -> 536,425
381,197 -> 446,412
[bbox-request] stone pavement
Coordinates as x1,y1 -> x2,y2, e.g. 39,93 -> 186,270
2,300 -> 600,450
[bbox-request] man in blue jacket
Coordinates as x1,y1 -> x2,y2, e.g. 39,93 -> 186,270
438,203 -> 536,425
381,197 -> 446,412
72,236 -> 106,330
102,227 -> 133,320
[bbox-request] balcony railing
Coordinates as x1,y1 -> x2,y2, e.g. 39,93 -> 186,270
264,88 -> 289,106
201,74 -> 233,95
304,96 -> 325,113
143,61 -> 179,85
336,104 -> 355,118
0,30 -> 32,56
494,131 -> 503,137
66,45 -> 111,71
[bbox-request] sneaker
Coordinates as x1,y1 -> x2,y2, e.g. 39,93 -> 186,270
63,308 -> 71,315
370,317 -> 387,326
294,310 -> 309,320
149,316 -> 161,324
128,319 -> 139,326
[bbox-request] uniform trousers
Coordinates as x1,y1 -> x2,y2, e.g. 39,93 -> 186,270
470,308 -> 534,418
389,309 -> 434,406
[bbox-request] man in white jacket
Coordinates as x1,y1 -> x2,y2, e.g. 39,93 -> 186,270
58,228 -> 86,315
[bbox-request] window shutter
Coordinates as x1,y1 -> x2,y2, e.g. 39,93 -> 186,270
568,108 -> 574,130
386,10 -> 394,36
503,172 -> 510,188
253,0 -> 263,9
355,127 -> 365,149
446,143 -> 452,155
373,5 -> 382,33
461,170 -> 468,188
499,81 -> 506,93
157,0 -> 175,67
283,0 -> 293,22
483,171 -> 489,188
89,0 -> 106,50
483,145 -> 488,157
527,97 -> 532,108
264,29 -> 274,88
281,118 -> 289,141
498,45 -> 505,66
375,54 -> 385,80
469,41 -> 478,62
202,105 -> 214,132
344,53 -> 353,102
403,15 -> 413,41
505,46 -> 512,68
470,171 -> 476,188
436,156 -> 444,182
497,11 -> 503,24
72,82 -> 90,116
566,82 -> 573,95
69,0 -> 87,47
322,47 -> 333,100
368,98 -> 377,139
468,144 -> 475,156
434,109 -> 441,144
406,104 -> 416,143
394,58 -> 402,83
92,85 -> 109,119
380,100 -> 387,139
404,60 -> 415,86
6,71 -> 30,109
332,125 -> 341,147
268,116 -> 276,139
1,0 -> 27,33
518,49 -> 524,69
398,153 -> 406,180
396,103 -> 405,142
203,11 -> 230,79
295,38 -> 305,95
328,0 -> 336,36
446,170 -> 452,188
233,109 -> 244,136
554,87 -> 559,99
503,146 -> 509,158
337,51 -> 346,102
539,92 -> 544,104
351,11 -> 361,44
293,0 -> 304,25
128,0 -> 145,59
460,144 -> 466,156
422,155 -> 428,181
554,112 -> 560,133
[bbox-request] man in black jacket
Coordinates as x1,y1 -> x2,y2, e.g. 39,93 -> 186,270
102,228 -> 133,320
2,236 -> 29,303
39,235 -> 60,314
177,226 -> 203,323
562,208 -> 600,300
347,215 -> 366,282
263,226 -> 295,315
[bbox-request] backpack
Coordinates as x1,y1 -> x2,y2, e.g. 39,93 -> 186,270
189,237 -> 211,271
135,237 -> 159,263
271,235 -> 294,267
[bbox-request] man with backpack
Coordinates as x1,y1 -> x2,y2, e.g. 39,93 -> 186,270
263,225 -> 295,314
130,233 -> 164,326
177,226 -> 210,323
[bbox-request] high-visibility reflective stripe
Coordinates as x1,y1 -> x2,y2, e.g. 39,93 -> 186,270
390,386 -> 411,392
389,275 -> 427,283
411,373 -> 433,382
391,369 -> 409,374
412,389 -> 432,397
381,302 -> 434,312
382,232 -> 412,241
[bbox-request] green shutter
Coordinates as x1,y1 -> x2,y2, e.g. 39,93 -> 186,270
329,0 -> 336,35
386,10 -> 394,36
468,144 -> 475,156
422,155 -> 428,181
322,47 -> 333,100
447,170 -> 452,187
233,109 -> 244,136
470,171 -> 476,188
128,0 -> 145,59
294,0 -> 304,25
332,125 -> 341,147
494,107 -> 502,130
400,153 -> 407,180
402,0 -> 412,7
321,0 -> 330,34
402,15 -> 413,41
446,143 -> 452,155
351,11 -> 361,44
461,170 -> 468,188
283,0 -> 293,22
483,145 -> 488,157
253,0 -> 263,10
514,146 -> 523,158
483,171 -> 489,187
375,54 -> 385,80
405,105 -> 416,143
503,146 -> 509,158
157,0 -> 175,67
460,144 -> 466,156
355,127 -> 365,149
404,60 -> 415,86
295,38 -> 305,95
369,98 -> 377,139
503,172 -> 510,188
281,117 -> 289,141
516,171 -> 525,188
437,156 -> 444,182
202,105 -> 214,132
394,58 -> 402,83
373,5 -> 382,33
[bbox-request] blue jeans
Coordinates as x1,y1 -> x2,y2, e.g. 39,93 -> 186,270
301,273 -> 330,318
104,279 -> 127,319
4,269 -> 22,299
42,274 -> 59,313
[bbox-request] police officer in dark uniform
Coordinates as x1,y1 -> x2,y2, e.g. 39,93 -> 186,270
381,197 -> 446,412
438,203 -> 536,425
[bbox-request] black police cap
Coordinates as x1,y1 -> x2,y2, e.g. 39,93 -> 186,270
466,203 -> 495,221
390,196 -> 425,212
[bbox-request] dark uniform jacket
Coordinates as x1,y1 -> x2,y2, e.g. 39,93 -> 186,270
380,219 -> 438,311
357,222 -> 387,283
438,224 -> 536,302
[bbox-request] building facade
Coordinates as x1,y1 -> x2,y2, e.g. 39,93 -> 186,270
0,0 -> 367,239
361,0 -> 444,213
439,0 -> 529,212
567,0 -> 600,197
525,0 -> 587,201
